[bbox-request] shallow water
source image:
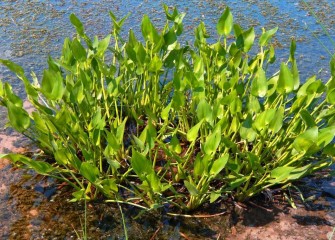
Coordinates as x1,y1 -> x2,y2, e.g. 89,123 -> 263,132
1,0 -> 335,86
1,0 -> 335,239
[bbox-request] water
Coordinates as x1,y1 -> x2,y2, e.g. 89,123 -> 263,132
1,0 -> 335,86
1,0 -> 335,239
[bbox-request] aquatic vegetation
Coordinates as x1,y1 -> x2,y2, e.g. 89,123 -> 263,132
0,6 -> 334,212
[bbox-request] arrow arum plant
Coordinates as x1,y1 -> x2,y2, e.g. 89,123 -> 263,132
1,6 -> 335,211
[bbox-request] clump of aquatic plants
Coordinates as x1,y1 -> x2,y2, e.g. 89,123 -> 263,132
1,6 -> 335,212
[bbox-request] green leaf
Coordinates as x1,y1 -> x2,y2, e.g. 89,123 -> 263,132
0,59 -> 25,77
269,107 -> 284,133
105,130 -> 120,152
217,7 -> 233,36
187,120 -> 204,142
266,75 -> 278,97
293,126 -> 318,153
233,24 -> 243,38
197,99 -> 212,122
203,125 -> 221,155
241,27 -> 255,52
193,154 -> 207,178
290,39 -> 297,61
132,135 -> 145,152
247,152 -> 262,171
251,67 -> 267,97
70,189 -> 88,202
327,88 -> 335,104
247,95 -> 261,113
210,154 -> 229,177
317,125 -> 335,148
145,172 -> 161,193
184,180 -> 199,196
277,63 -> 294,94
107,159 -> 121,170
169,135 -> 182,154
164,28 -> 177,49
70,13 -> 85,36
4,83 -> 23,107
306,80 -> 325,95
229,176 -> 248,190
97,34 -> 111,56
116,117 -> 127,144
71,38 -> 86,62
193,55 -> 205,78
54,148 -> 70,165
240,114 -> 257,142
161,102 -> 172,121
101,179 -> 118,193
0,80 -> 3,97
210,192 -> 221,203
324,144 -> 335,156
174,12 -> 186,36
300,109 -> 316,128
259,27 -> 278,46
148,55 -> 163,72
1,154 -> 54,175
141,15 -> 160,44
7,101 -> 30,132
229,97 -> 242,115
90,107 -> 105,130
330,56 -> 335,77
163,4 -> 178,21
292,59 -> 300,90
131,150 -> 153,180
172,90 -> 185,111
297,76 -> 316,97
269,166 -> 295,183
80,162 -> 100,183
269,165 -> 310,184
253,109 -> 276,133
41,69 -> 64,101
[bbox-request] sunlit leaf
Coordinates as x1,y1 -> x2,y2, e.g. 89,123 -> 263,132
131,150 -> 153,180
70,13 -> 85,36
300,109 -> 316,128
317,125 -> 335,148
197,99 -> 212,122
251,67 -> 267,97
259,27 -> 278,46
203,125 -> 221,155
217,7 -> 233,36
101,179 -> 118,193
169,135 -> 182,154
41,69 -> 64,101
187,120 -> 204,142
80,162 -> 100,183
240,114 -> 257,142
6,101 -> 30,132
184,180 -> 199,196
96,34 -> 111,56
292,59 -> 300,90
277,63 -> 294,94
269,107 -> 284,133
0,59 -> 25,77
71,38 -> 86,62
327,88 -> 335,104
210,154 -> 229,177
293,126 -> 318,153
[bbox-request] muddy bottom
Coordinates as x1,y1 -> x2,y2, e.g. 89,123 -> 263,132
1,133 -> 335,239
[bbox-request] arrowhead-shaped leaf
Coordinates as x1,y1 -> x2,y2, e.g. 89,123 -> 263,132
217,7 -> 233,36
